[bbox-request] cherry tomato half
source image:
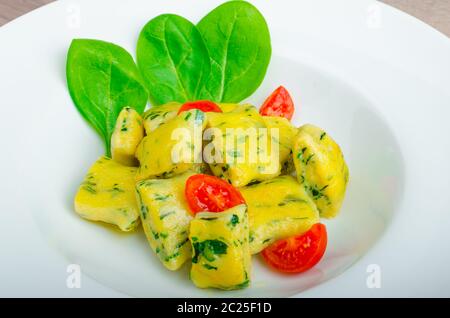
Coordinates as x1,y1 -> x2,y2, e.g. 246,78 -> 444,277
261,223 -> 327,273
185,174 -> 245,214
178,100 -> 222,115
259,86 -> 294,120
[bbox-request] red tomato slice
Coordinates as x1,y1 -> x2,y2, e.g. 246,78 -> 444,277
261,223 -> 327,273
259,86 -> 294,120
185,174 -> 245,214
178,100 -> 222,114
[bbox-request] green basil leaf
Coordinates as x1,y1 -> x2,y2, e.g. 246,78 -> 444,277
198,0 -> 272,103
137,14 -> 211,106
66,39 -> 148,156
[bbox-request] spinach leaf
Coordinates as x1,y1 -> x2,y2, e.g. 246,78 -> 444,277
66,39 -> 148,156
137,14 -> 211,106
197,1 -> 271,102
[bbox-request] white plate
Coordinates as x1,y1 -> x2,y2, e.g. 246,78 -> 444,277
1,0 -> 449,297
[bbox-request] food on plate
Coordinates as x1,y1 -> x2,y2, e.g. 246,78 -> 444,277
74,156 -> 140,232
240,176 -> 320,254
111,107 -> 144,166
135,109 -> 207,180
262,223 -> 327,273
71,96 -> 348,288
189,204 -> 250,290
135,171 -> 195,271
67,0 -> 349,291
292,124 -> 349,218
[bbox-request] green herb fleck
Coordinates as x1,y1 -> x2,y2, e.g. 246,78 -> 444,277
160,211 -> 175,220
192,240 -> 228,263
201,217 -> 218,221
309,184 -> 329,200
135,190 -> 148,219
184,112 -> 192,121
176,238 -> 189,249
278,195 -> 307,206
149,113 -> 160,120
165,251 -> 180,262
202,264 -> 217,270
107,184 -> 125,197
246,179 -> 261,187
120,117 -> 128,132
305,154 -> 315,165
81,174 -> 97,194
234,279 -> 250,289
154,193 -> 171,201
228,214 -> 239,227
296,147 -> 307,160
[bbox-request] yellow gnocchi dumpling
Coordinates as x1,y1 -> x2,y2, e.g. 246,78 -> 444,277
189,204 -> 250,290
111,107 -> 144,166
292,124 -> 349,218
240,175 -> 319,254
261,116 -> 298,174
135,171 -> 194,271
135,109 -> 207,180
74,156 -> 140,231
142,102 -> 181,134
206,105 -> 280,187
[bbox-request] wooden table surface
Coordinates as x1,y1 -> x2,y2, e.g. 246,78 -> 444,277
0,0 -> 449,37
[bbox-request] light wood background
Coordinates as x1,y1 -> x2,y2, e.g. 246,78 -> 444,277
0,0 -> 449,36
0,0 -> 53,26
